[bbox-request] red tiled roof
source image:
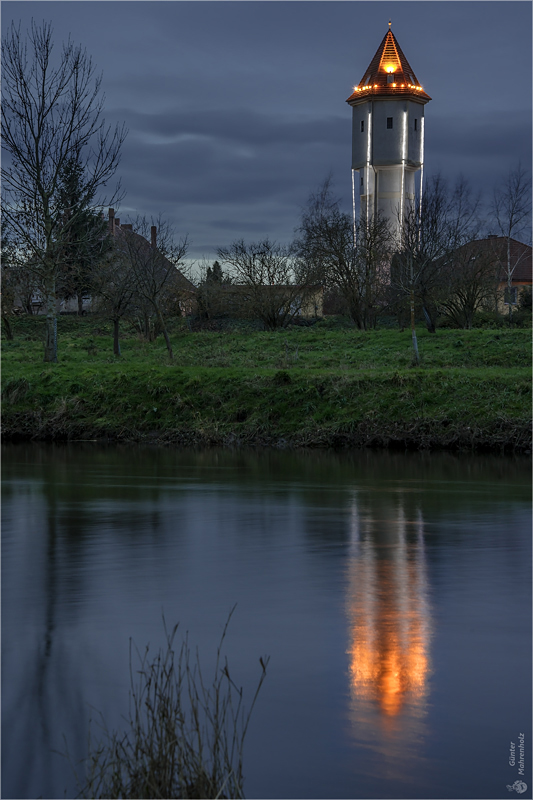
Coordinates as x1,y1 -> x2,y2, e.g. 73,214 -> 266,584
346,28 -> 431,105
454,237 -> 532,284
112,224 -> 197,293
487,236 -> 532,283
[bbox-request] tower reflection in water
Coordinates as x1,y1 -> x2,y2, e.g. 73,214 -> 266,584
345,493 -> 432,774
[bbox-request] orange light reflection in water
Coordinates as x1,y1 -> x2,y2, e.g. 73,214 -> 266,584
346,506 -> 431,727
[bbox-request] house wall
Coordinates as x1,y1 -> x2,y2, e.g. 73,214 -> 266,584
496,281 -> 532,313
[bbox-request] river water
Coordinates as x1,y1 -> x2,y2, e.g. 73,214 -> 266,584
2,444 -> 531,800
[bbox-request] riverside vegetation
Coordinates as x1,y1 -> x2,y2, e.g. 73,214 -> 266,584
2,315 -> 531,452
72,612 -> 268,799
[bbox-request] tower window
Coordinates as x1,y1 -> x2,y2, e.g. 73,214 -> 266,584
360,177 -> 364,195
387,117 -> 393,129
387,73 -> 394,85
360,120 -> 364,133
414,118 -> 418,131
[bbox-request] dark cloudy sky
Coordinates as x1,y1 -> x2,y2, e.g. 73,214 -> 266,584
3,1 -> 532,265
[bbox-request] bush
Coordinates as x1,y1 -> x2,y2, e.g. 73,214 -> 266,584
75,613 -> 268,799
471,309 -> 506,329
511,307 -> 532,328
519,286 -> 532,311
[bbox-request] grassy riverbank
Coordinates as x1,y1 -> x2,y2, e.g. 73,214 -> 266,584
2,316 -> 531,452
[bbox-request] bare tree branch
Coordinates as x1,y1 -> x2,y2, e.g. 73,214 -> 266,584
490,162 -> 532,323
217,239 -> 317,330
295,178 -> 392,330
117,215 -> 190,358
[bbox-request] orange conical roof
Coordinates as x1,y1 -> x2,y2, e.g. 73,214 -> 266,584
346,26 -> 431,105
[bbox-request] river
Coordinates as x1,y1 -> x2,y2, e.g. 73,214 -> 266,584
2,443 -> 531,799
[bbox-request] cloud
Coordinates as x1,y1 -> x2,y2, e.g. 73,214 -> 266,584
109,105 -> 346,148
107,104 -> 352,256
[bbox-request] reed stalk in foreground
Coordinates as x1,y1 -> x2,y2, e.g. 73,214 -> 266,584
76,611 -> 269,799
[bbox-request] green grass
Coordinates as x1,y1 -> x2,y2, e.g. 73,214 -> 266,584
2,316 -> 531,451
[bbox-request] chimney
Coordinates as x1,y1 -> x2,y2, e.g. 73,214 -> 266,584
151,226 -> 157,248
121,223 -> 133,231
108,208 -> 115,235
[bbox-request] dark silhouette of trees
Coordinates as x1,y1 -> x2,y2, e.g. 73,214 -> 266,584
196,260 -> 233,321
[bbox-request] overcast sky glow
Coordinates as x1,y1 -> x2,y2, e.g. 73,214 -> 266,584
3,1 -> 532,266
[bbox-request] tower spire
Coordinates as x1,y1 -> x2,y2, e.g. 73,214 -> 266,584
346,28 -> 431,102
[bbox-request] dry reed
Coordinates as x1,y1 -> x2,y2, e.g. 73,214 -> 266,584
76,611 -> 268,799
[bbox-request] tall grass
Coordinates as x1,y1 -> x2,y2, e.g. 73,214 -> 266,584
75,612 -> 268,799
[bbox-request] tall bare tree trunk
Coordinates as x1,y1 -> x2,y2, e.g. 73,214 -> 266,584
507,236 -> 513,326
113,318 -> 121,356
44,270 -> 58,363
409,251 -> 420,364
410,288 -> 419,364
156,308 -> 173,359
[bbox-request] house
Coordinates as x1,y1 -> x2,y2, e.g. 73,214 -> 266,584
485,235 -> 532,309
11,209 -> 198,316
108,209 -> 197,316
450,235 -> 532,311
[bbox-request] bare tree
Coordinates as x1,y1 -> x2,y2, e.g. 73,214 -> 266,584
392,175 -> 481,359
490,162 -> 532,323
295,179 -> 392,330
118,216 -> 189,359
438,241 -> 499,329
91,248 -> 137,356
217,239 -> 317,330
1,21 -> 126,361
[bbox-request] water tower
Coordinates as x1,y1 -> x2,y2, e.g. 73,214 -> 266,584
346,23 -> 431,240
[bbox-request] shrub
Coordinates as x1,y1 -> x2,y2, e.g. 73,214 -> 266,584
471,309 -> 506,329
519,286 -> 532,311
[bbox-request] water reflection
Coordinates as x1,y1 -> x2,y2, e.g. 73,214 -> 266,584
346,495 -> 431,749
2,444 -> 531,800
